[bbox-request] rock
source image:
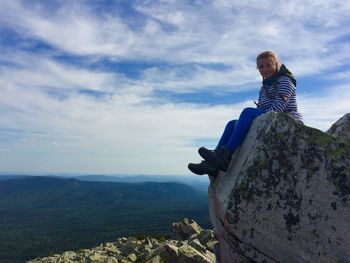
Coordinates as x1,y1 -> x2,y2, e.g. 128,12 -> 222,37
162,244 -> 179,263
89,252 -> 108,262
62,251 -> 76,260
327,113 -> 350,144
205,240 -> 217,252
188,239 -> 207,254
144,255 -> 163,263
178,244 -> 213,263
208,112 -> 350,263
136,247 -> 153,262
196,230 -> 215,246
27,219 -> 217,263
118,238 -> 141,256
105,257 -> 118,263
105,245 -> 119,254
171,218 -> 202,241
203,251 -> 216,263
126,253 -> 137,262
143,237 -> 153,248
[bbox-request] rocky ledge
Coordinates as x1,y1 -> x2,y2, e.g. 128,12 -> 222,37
209,112 -> 350,263
28,218 -> 217,263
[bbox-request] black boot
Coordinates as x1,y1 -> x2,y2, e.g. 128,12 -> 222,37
198,146 -> 233,172
188,160 -> 219,177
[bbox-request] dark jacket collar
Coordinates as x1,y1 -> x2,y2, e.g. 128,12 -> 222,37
262,64 -> 297,87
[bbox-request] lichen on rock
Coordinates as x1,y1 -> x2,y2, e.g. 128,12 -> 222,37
209,112 -> 350,263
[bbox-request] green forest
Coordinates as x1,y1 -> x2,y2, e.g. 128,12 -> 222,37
0,176 -> 211,263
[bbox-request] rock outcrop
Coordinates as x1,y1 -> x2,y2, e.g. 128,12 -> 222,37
208,112 -> 350,263
28,218 -> 217,263
327,113 -> 350,144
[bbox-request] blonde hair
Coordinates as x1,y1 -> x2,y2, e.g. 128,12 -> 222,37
256,51 -> 281,70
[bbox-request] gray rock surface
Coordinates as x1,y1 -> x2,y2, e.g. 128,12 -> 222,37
208,112 -> 350,263
171,218 -> 202,241
27,218 -> 217,263
327,113 -> 350,144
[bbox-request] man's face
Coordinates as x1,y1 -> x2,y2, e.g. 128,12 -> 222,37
257,58 -> 276,79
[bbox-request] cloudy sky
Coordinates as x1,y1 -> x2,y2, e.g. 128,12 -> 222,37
1,0 -> 350,176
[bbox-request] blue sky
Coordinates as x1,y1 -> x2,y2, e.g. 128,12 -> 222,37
1,0 -> 350,176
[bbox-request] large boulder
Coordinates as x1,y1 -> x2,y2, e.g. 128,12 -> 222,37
208,112 -> 350,263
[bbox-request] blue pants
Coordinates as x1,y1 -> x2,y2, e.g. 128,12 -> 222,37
216,107 -> 267,152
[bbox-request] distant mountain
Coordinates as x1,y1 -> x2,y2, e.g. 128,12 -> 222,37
72,174 -> 209,183
71,174 -> 210,194
0,174 -> 210,193
0,176 -> 205,202
0,176 -> 211,263
0,175 -> 28,180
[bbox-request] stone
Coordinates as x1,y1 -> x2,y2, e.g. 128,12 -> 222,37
171,218 -> 202,241
89,253 -> 108,262
162,244 -> 179,263
327,113 -> 350,144
105,257 -> 118,263
196,230 -> 215,246
145,255 -> 163,263
62,251 -> 76,260
205,240 -> 217,252
188,239 -> 207,254
143,237 -> 153,248
136,247 -> 153,262
208,112 -> 350,263
105,245 -> 119,254
27,222 -> 216,263
178,244 -> 213,263
118,239 -> 139,256
126,253 -> 137,262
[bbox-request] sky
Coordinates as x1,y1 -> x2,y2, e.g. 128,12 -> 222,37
1,0 -> 350,176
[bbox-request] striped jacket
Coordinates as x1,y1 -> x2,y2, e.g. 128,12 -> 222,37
257,75 -> 303,121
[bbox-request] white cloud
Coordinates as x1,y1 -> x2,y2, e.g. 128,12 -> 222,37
1,0 -> 350,75
0,76 -> 249,174
0,49 -> 134,93
0,1 -> 135,56
299,84 -> 350,131
139,65 -> 260,93
328,70 -> 350,81
1,0 -> 350,175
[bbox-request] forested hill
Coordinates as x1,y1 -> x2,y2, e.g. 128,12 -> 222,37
0,176 -> 205,203
0,176 -> 211,263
